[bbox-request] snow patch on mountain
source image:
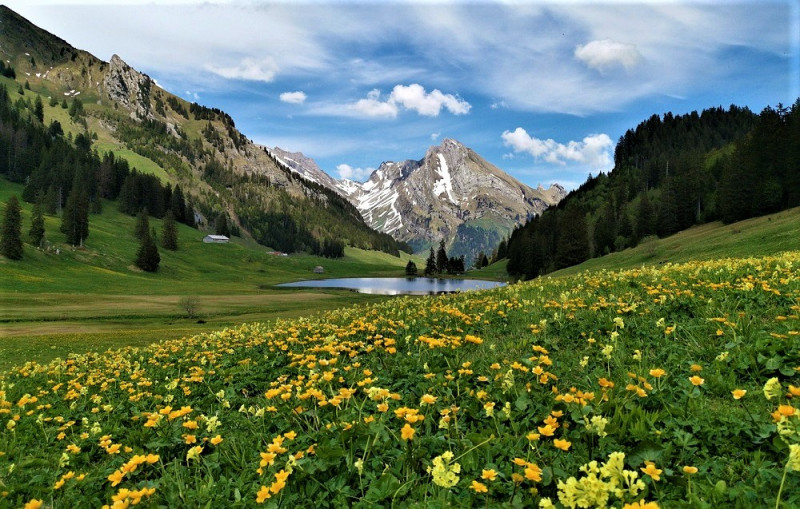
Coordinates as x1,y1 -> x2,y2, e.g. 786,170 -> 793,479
433,153 -> 456,203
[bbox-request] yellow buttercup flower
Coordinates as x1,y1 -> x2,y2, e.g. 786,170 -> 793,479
400,423 -> 415,441
470,480 -> 488,493
640,461 -> 662,481
553,439 -> 572,451
481,469 -> 497,481
420,394 -> 437,405
689,376 -> 704,386
732,389 -> 747,399
683,465 -> 698,474
649,368 -> 665,378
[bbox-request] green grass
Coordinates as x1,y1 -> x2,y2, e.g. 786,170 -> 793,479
1,251 -> 798,507
0,178 -> 418,368
551,207 -> 800,277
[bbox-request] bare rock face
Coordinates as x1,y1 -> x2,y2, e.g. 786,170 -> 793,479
336,139 -> 567,262
102,54 -> 153,120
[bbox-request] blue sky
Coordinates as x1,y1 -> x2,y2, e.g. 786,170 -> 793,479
6,0 -> 799,190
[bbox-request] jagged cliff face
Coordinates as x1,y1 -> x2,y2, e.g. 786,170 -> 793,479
336,139 -> 566,261
102,54 -> 153,120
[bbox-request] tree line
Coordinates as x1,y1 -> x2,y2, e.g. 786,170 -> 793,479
506,100 -> 800,279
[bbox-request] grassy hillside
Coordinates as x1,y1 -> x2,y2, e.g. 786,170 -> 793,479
1,251 -> 797,507
1,179 -> 419,369
551,207 -> 800,277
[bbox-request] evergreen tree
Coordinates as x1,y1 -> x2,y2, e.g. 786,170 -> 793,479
555,207 -> 589,269
170,185 -> 186,223
184,200 -> 196,228
215,212 -> 230,237
436,239 -> 448,273
405,260 -> 418,276
593,202 -> 616,256
635,191 -> 655,240
424,247 -> 437,276
60,187 -> 89,246
161,209 -> 178,251
135,208 -> 149,240
29,200 -> 45,247
1,195 -> 23,260
135,227 -> 160,272
33,95 -> 44,123
495,239 -> 508,261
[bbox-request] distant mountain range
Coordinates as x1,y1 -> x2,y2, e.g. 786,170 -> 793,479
270,139 -> 565,262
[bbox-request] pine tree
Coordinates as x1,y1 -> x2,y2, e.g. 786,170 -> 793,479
34,95 -> 44,123
405,260 -> 417,276
161,209 -> 178,251
555,206 -> 589,269
635,191 -> 655,241
135,227 -> 160,272
215,213 -> 230,237
1,196 -> 23,260
135,209 -> 149,240
436,240 -> 448,273
60,188 -> 89,246
424,247 -> 437,276
29,200 -> 45,247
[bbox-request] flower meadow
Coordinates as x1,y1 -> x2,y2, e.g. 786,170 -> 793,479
2,253 -> 800,508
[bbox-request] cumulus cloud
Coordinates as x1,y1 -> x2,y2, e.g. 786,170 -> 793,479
206,56 -> 279,82
502,128 -> 613,169
349,89 -> 400,118
431,132 -> 441,141
390,84 -> 471,116
344,84 -> 470,118
574,39 -> 642,72
337,163 -> 374,181
279,91 -> 307,104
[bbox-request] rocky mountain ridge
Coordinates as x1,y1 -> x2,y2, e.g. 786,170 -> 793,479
272,138 -> 566,262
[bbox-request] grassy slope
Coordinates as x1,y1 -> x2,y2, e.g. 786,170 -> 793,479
551,207 -> 800,277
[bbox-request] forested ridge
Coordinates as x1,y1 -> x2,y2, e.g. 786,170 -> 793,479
506,100 -> 800,279
0,76 -> 407,257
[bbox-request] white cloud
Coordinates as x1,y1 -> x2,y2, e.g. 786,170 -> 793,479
574,39 -> 642,72
502,128 -> 613,169
389,84 -> 471,116
336,164 -> 374,181
348,89 -> 399,118
342,84 -> 470,119
430,132 -> 441,141
205,56 -> 279,82
280,91 -> 307,104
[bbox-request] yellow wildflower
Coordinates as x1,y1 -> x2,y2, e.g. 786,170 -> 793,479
689,376 -> 704,386
554,439 -> 572,451
640,461 -> 662,481
481,469 -> 498,481
470,480 -> 488,493
255,485 -> 271,503
401,423 -> 415,441
732,389 -> 747,400
683,466 -> 698,474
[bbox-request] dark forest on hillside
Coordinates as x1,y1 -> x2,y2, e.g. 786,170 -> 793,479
506,100 -> 800,279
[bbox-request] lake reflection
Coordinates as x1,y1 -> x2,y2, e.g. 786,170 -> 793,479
277,277 -> 506,295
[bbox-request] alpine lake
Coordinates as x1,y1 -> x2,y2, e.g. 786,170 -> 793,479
277,277 -> 506,295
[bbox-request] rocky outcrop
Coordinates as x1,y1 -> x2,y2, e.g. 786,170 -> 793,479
102,54 -> 153,120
